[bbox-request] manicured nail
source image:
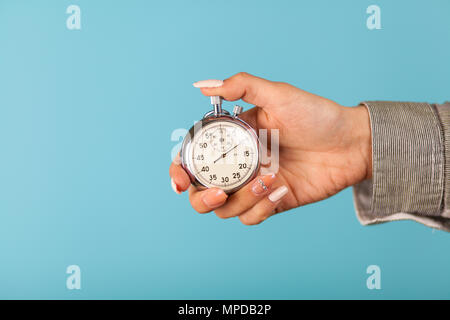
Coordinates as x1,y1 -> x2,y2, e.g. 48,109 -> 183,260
173,153 -> 181,165
251,172 -> 276,195
268,186 -> 288,203
193,79 -> 224,88
171,178 -> 181,194
202,188 -> 227,208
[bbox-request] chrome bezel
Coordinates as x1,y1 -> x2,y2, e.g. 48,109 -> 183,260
180,114 -> 261,195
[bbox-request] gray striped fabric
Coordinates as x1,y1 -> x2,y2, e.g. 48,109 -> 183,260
436,102 -> 450,218
353,101 -> 450,231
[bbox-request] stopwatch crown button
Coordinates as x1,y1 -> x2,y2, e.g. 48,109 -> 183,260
210,96 -> 222,106
233,105 -> 243,116
211,96 -> 223,116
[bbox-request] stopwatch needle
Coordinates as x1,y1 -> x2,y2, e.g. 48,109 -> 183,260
213,143 -> 240,164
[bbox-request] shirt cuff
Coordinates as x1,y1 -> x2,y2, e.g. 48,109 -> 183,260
353,101 -> 449,231
435,102 -> 450,218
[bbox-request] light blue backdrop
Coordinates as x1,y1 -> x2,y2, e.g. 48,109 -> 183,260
0,0 -> 449,299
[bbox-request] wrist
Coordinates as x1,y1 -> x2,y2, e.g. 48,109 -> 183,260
348,105 -> 372,181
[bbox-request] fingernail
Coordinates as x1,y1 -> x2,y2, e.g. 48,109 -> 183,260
268,186 -> 288,203
202,188 -> 227,208
193,79 -> 224,88
171,178 -> 181,194
251,172 -> 276,195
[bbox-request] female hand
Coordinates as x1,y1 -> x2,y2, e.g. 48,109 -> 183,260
169,72 -> 372,225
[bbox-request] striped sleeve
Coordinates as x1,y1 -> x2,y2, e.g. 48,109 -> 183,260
353,101 -> 450,231
436,102 -> 450,218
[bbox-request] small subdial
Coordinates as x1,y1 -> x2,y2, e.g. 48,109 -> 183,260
208,127 -> 233,153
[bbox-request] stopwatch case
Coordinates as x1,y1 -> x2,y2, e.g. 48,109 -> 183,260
180,112 -> 261,194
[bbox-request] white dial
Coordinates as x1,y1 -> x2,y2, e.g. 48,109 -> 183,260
185,120 -> 259,192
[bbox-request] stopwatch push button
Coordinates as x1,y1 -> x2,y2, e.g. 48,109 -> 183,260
233,105 -> 243,117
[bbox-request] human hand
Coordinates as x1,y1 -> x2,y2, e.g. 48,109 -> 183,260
170,72 -> 372,225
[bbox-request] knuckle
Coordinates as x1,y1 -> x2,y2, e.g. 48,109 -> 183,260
189,198 -> 210,214
214,208 -> 232,219
239,215 -> 262,226
194,206 -> 210,214
215,212 -> 229,219
214,202 -> 243,219
275,81 -> 294,92
236,71 -> 250,79
254,206 -> 268,219
239,205 -> 270,225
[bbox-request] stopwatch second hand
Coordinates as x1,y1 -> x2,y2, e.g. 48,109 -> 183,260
214,143 -> 240,164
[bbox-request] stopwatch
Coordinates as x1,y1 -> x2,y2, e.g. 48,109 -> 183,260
181,96 -> 261,194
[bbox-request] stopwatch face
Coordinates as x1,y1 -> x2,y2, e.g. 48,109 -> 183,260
182,118 -> 260,193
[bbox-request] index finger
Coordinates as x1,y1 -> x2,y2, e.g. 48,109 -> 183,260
193,72 -> 282,107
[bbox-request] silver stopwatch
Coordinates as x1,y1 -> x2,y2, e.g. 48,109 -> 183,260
181,96 -> 261,194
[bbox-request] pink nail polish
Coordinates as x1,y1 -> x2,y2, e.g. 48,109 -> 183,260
251,173 -> 276,195
193,79 -> 224,88
173,153 -> 181,165
268,186 -> 288,203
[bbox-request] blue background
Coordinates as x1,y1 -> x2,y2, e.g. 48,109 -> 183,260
0,0 -> 449,299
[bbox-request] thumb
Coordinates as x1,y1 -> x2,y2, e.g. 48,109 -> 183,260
193,72 -> 284,107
